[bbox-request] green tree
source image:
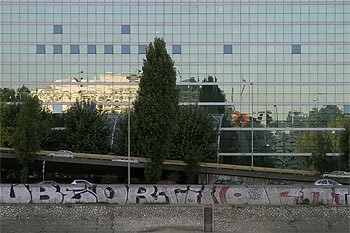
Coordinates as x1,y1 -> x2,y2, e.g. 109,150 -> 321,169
114,112 -> 141,156
12,95 -> 42,183
0,88 -> 16,102
133,37 -> 179,183
0,87 -> 28,147
311,132 -> 331,173
0,101 -> 20,147
338,123 -> 350,170
170,105 -> 217,183
64,101 -> 110,154
15,85 -> 31,102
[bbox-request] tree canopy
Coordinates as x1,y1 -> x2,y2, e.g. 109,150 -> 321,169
12,95 -> 43,182
170,105 -> 217,183
133,37 -> 179,183
63,101 -> 111,154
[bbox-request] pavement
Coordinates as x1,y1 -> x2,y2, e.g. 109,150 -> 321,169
1,204 -> 349,233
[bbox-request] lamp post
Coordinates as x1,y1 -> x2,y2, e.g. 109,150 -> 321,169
127,95 -> 131,186
241,77 -> 254,168
250,82 -> 254,168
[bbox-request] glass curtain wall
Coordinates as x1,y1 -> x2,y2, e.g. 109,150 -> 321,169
1,0 -> 349,167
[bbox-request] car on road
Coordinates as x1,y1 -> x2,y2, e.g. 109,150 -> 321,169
48,150 -> 73,158
111,159 -> 139,163
71,179 -> 95,186
214,180 -> 250,185
314,179 -> 342,186
268,179 -> 289,185
38,180 -> 58,185
322,171 -> 350,178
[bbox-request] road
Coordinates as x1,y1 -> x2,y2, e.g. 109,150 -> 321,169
1,204 -> 349,233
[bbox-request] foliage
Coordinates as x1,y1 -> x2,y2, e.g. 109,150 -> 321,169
170,105 -> 217,183
0,101 -> 20,147
295,121 -> 338,172
133,37 -> 178,183
166,172 -> 182,183
311,132 -> 331,173
338,123 -> 350,170
12,95 -> 42,183
114,112 -> 141,156
42,114 -> 67,151
0,86 -> 32,147
63,101 -> 110,154
0,87 -> 16,102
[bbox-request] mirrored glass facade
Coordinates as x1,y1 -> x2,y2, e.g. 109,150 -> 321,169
1,0 -> 349,160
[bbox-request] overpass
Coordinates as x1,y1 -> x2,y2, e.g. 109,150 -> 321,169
1,147 -> 323,184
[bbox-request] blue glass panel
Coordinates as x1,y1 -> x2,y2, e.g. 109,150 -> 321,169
36,45 -> 45,54
121,25 -> 130,34
53,45 -> 62,54
292,44 -> 301,54
138,45 -> 147,54
88,45 -> 96,54
172,45 -> 181,54
53,25 -> 62,34
104,45 -> 113,54
121,45 -> 130,54
344,105 -> 350,115
224,45 -> 233,54
53,104 -> 63,114
70,45 -> 80,54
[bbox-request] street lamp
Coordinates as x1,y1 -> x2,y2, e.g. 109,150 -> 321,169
250,82 -> 254,168
127,95 -> 131,186
241,77 -> 254,168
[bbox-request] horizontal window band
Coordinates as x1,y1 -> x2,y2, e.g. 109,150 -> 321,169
1,42 -> 350,46
2,81 -> 350,86
1,21 -> 349,26
2,1 -> 348,5
1,62 -> 349,65
6,101 -> 345,107
218,152 -> 341,157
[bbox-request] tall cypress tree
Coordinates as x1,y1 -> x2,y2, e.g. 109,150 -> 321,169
133,37 -> 179,183
13,95 -> 42,183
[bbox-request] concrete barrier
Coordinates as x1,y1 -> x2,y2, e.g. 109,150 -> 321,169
0,184 -> 349,205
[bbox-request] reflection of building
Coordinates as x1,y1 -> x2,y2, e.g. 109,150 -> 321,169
1,1 -> 349,159
34,73 -> 139,113
178,77 -> 200,103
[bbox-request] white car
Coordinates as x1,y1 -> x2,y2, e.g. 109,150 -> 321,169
71,179 -> 95,186
111,159 -> 139,163
48,150 -> 73,158
314,179 -> 342,186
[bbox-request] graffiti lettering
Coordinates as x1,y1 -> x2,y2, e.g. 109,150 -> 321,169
0,184 -> 349,206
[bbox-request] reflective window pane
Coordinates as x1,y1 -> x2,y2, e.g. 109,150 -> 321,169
121,25 -> 130,34
172,45 -> 181,54
104,45 -> 113,54
36,45 -> 45,54
224,45 -> 233,54
53,45 -> 62,54
121,45 -> 130,54
292,45 -> 301,54
87,45 -> 96,54
53,25 -> 62,34
70,45 -> 79,54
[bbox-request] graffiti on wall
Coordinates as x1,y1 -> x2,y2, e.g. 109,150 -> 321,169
1,184 -> 349,205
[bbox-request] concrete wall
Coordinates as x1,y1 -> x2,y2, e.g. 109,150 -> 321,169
1,184 -> 349,205
1,204 -> 350,233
